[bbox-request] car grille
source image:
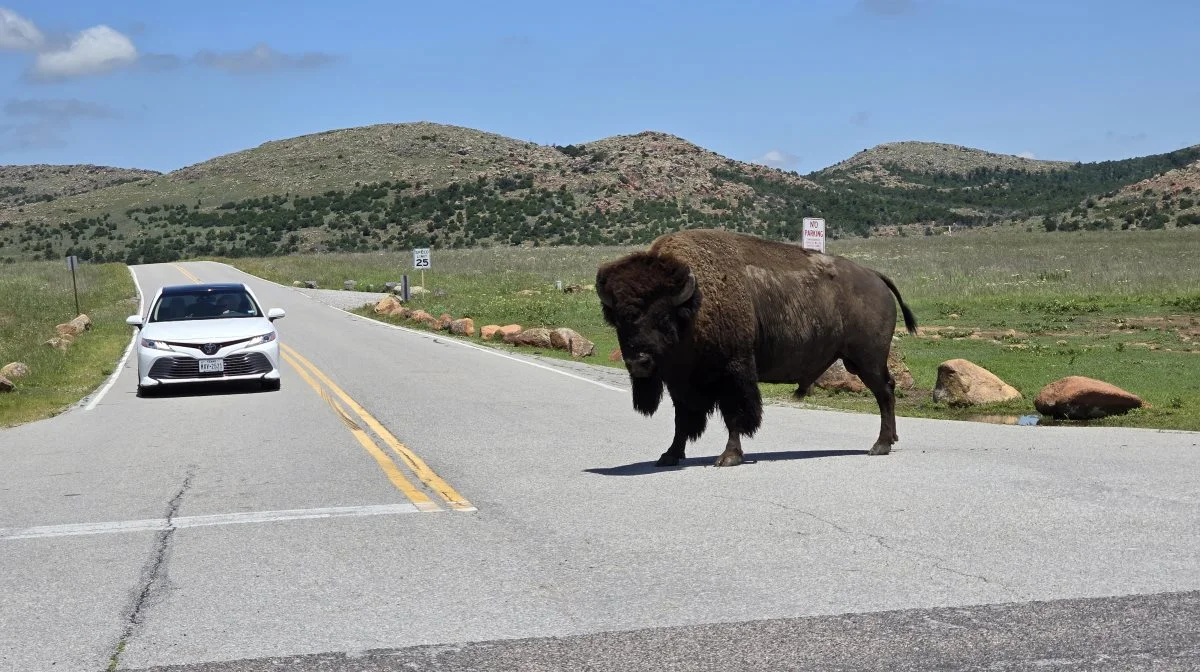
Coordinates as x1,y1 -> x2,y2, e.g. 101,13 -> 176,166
149,353 -> 273,380
161,337 -> 253,353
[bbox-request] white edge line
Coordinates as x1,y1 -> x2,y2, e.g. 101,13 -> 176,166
82,264 -> 145,412
204,261 -> 629,394
1,503 -> 426,540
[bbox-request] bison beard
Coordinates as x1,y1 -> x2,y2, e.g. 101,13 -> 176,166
596,228 -> 917,468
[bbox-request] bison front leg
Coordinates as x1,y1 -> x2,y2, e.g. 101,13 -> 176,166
658,404 -> 708,467
714,374 -> 763,467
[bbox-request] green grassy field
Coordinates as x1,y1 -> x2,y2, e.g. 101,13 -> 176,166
0,260 -> 139,427
226,228 -> 1200,431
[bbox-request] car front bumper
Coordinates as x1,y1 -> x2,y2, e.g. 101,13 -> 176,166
136,340 -> 281,387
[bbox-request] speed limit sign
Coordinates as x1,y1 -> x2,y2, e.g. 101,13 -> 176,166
413,248 -> 431,269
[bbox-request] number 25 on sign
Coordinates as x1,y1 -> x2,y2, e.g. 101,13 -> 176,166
802,217 -> 826,254
412,247 -> 430,289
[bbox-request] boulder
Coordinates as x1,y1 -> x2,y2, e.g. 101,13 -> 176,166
411,286 -> 429,296
814,359 -> 867,393
0,375 -> 12,393
56,323 -> 81,337
69,314 -> 92,332
292,281 -> 304,287
408,310 -> 437,327
1034,376 -> 1144,420
932,359 -> 1022,406
304,280 -> 318,289
374,295 -> 403,315
45,336 -> 71,351
569,335 -> 596,358
1,362 -> 29,379
812,351 -> 913,394
550,328 -> 595,358
480,325 -> 501,340
344,280 -> 357,291
450,318 -> 476,337
435,313 -> 453,330
515,289 -> 540,297
514,327 -> 553,349
563,283 -> 584,293
888,350 -> 915,390
499,324 -> 524,343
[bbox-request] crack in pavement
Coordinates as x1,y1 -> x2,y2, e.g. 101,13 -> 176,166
106,467 -> 195,671
713,495 -> 1019,598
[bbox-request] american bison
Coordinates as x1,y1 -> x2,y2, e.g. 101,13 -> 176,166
595,228 -> 917,467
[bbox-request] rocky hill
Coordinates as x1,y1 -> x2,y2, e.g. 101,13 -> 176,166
0,164 -> 159,209
817,141 -> 1075,188
1,122 -> 1198,264
1048,157 -> 1200,232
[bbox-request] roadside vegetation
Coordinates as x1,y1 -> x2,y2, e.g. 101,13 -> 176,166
0,260 -> 138,427
227,227 -> 1200,432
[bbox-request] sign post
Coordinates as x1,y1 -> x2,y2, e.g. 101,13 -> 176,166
66,255 -> 80,316
801,217 -> 826,253
412,247 -> 430,289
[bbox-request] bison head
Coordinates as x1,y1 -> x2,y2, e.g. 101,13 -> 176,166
596,252 -> 701,402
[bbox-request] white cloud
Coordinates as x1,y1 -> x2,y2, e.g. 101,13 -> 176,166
754,149 -> 801,168
31,25 -> 137,81
0,7 -> 43,51
1017,151 -> 1036,160
2,9 -> 335,82
194,43 -> 338,73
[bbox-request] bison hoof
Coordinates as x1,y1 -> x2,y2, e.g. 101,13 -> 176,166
655,452 -> 682,467
868,442 -> 893,456
713,452 -> 744,467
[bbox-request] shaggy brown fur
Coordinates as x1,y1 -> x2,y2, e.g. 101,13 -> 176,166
596,228 -> 917,467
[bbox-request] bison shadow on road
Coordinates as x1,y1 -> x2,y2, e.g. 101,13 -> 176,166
585,449 -> 867,476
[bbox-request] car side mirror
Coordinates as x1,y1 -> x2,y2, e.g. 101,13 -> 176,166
126,315 -> 143,329
267,308 -> 286,321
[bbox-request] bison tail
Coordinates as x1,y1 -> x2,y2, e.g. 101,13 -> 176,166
876,271 -> 918,335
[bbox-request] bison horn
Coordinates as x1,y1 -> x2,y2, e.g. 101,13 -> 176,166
673,272 -> 696,306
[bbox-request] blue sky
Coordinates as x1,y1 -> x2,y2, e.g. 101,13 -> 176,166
1,0 -> 1197,174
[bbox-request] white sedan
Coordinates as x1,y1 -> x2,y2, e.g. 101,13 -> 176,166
126,282 -> 286,396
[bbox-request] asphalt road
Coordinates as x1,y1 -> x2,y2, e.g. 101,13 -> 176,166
1,261 -> 1198,671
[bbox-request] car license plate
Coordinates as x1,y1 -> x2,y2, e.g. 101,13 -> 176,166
199,359 -> 224,373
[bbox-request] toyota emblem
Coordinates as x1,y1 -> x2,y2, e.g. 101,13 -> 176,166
202,343 -> 219,355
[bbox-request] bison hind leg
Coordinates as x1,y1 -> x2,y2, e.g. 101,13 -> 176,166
845,354 -> 899,455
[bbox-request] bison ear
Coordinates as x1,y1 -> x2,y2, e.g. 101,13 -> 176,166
672,271 -> 696,307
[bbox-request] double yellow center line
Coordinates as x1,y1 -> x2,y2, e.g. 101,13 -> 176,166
170,263 -> 474,513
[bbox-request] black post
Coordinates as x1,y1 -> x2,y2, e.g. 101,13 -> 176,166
401,274 -> 411,302
70,261 -> 80,316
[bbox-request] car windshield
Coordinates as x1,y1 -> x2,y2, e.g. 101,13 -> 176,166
150,289 -> 262,322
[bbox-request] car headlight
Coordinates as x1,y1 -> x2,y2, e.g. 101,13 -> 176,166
246,331 -> 277,346
140,338 -> 172,351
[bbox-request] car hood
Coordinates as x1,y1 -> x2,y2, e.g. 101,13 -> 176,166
140,317 -> 273,343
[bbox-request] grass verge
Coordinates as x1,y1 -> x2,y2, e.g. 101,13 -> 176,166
0,261 -> 138,428
222,228 -> 1200,431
